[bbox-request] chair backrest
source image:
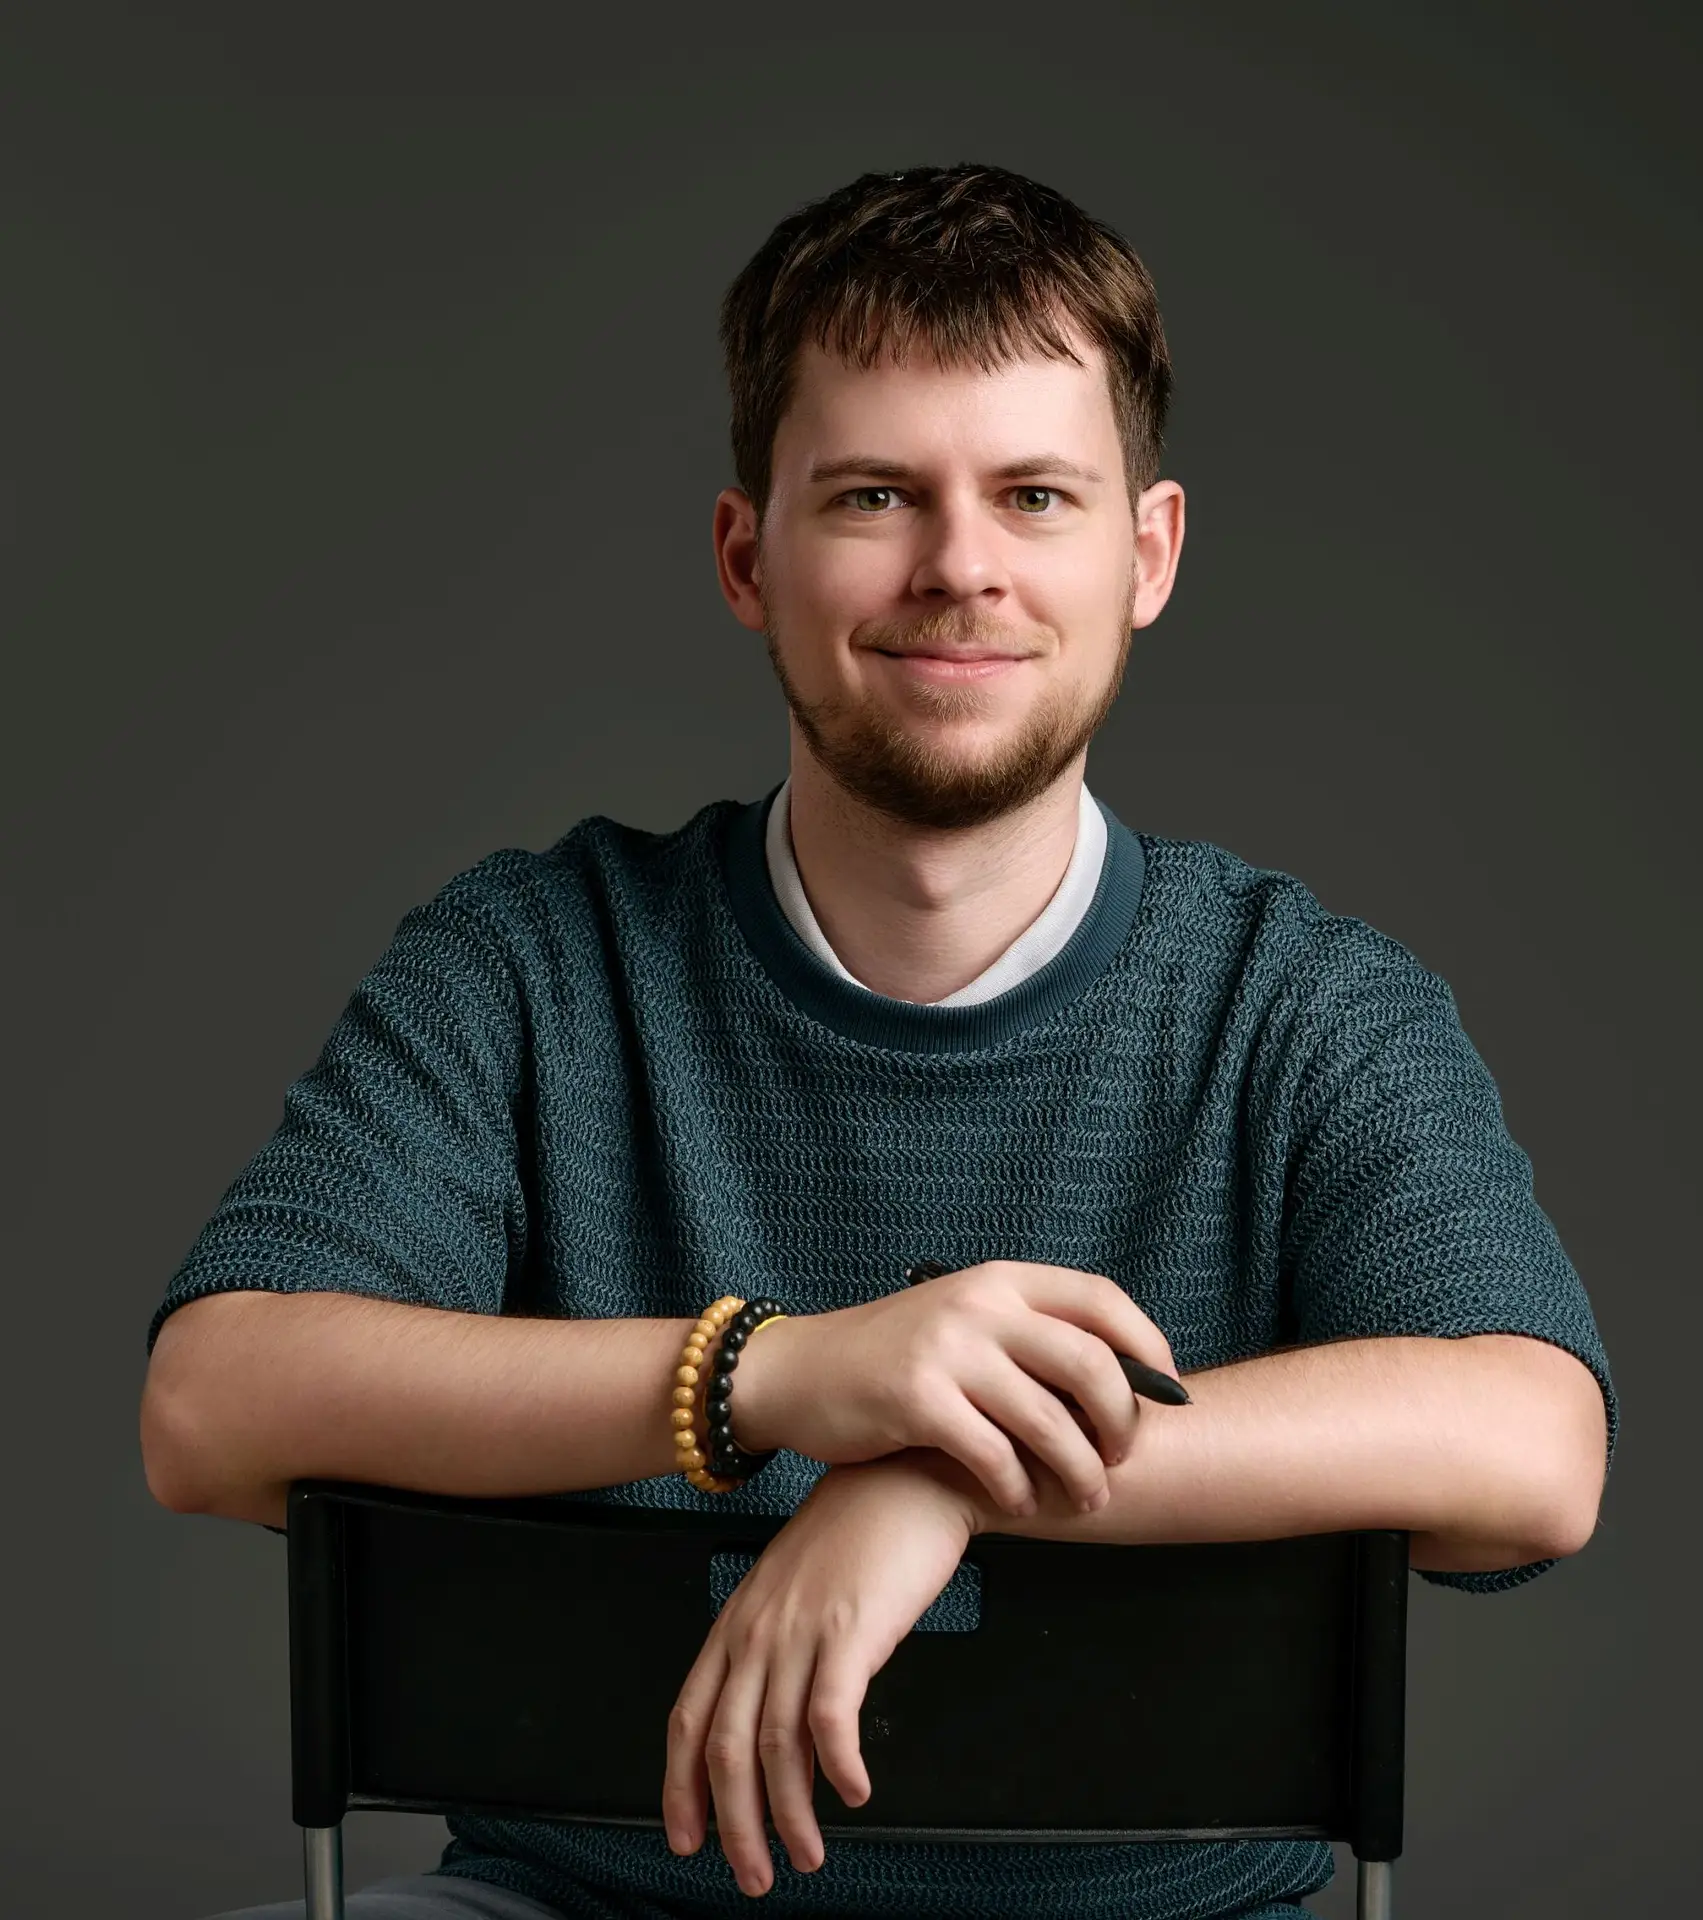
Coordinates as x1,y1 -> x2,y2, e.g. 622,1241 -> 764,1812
288,1478 -> 1406,1860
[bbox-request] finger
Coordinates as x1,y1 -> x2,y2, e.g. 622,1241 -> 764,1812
757,1640 -> 826,1876
1014,1263 -> 1183,1380
1004,1315 -> 1143,1483
918,1390 -> 1040,1517
807,1638 -> 875,1814
973,1352 -> 1117,1512
662,1642 -> 726,1855
703,1642 -> 782,1897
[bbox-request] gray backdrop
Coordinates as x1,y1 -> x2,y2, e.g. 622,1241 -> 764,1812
5,3 -> 1695,1915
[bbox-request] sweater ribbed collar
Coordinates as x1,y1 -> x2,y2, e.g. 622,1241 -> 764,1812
717,780 -> 1147,1054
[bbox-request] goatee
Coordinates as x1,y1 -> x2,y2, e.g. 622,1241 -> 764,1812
760,605 -> 1134,832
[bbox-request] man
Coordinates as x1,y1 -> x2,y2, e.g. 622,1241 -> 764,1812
143,162 -> 1617,1920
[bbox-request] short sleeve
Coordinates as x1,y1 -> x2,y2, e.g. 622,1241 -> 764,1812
147,865 -> 531,1356
1278,927 -> 1619,1595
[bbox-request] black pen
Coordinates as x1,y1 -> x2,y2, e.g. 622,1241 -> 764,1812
901,1260 -> 1192,1406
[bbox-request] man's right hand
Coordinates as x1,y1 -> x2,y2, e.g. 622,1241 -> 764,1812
733,1260 -> 1186,1519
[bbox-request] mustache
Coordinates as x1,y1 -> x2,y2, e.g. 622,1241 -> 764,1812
855,609 -> 1041,654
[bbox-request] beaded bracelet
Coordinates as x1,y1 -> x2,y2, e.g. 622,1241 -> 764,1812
672,1293 -> 789,1493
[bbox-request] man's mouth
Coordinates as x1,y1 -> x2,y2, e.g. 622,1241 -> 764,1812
878,650 -> 1020,661
873,650 -> 1028,678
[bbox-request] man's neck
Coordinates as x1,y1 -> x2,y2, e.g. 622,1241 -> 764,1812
783,741 -> 1088,1005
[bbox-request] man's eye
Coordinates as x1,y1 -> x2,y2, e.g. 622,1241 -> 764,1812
839,485 -> 1064,514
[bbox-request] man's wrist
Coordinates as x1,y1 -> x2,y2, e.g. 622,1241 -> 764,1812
830,1450 -> 985,1546
890,1447 -> 1000,1537
724,1311 -> 799,1454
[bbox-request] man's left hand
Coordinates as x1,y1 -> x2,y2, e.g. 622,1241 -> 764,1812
661,1452 -> 979,1898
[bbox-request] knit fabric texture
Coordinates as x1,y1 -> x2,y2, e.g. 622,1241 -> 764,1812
149,784 -> 1618,1920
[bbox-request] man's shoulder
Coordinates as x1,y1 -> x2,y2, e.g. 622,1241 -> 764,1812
413,796 -> 742,953
1136,829 -> 1443,1006
1137,828 -> 1331,956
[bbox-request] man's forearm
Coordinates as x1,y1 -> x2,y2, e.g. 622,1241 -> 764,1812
140,1289 -> 701,1528
926,1333 -> 1606,1571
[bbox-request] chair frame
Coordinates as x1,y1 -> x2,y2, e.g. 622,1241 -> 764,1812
288,1480 -> 1406,1919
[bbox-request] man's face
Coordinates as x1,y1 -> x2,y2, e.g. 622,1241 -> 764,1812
738,327 -> 1152,831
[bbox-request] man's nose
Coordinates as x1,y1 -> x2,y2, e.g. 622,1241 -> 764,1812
906,494 -> 1012,602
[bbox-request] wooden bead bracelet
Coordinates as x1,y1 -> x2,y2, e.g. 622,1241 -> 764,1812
671,1293 -> 789,1493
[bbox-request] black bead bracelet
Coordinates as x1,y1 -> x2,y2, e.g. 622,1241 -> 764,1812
702,1295 -> 787,1484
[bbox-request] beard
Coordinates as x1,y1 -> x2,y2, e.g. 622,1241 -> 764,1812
761,595 -> 1136,832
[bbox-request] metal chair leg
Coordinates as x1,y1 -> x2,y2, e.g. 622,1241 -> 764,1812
303,1824 -> 343,1920
1356,1857 -> 1394,1919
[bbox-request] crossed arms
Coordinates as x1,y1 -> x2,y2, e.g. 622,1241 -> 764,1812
143,1284 -> 1609,1569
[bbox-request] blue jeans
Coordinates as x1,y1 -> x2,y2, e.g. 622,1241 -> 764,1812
201,1872 -> 568,1920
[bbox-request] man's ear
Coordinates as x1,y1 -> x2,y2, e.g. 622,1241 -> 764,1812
714,487 -> 767,634
1131,480 -> 1185,631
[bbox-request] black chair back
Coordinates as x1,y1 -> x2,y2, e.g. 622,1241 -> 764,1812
288,1481 -> 1406,1916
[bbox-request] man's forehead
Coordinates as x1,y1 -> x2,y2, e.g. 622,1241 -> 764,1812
778,332 -> 1116,454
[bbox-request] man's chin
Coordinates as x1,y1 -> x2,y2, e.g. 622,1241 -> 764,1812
823,755 -> 1070,832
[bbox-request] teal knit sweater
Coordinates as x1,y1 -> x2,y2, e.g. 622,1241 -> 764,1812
149,784 -> 1618,1920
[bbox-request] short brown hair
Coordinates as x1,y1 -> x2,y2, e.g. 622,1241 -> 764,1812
719,162 -> 1172,524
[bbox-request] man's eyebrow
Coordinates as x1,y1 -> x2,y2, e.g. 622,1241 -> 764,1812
805,454 -> 1107,485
